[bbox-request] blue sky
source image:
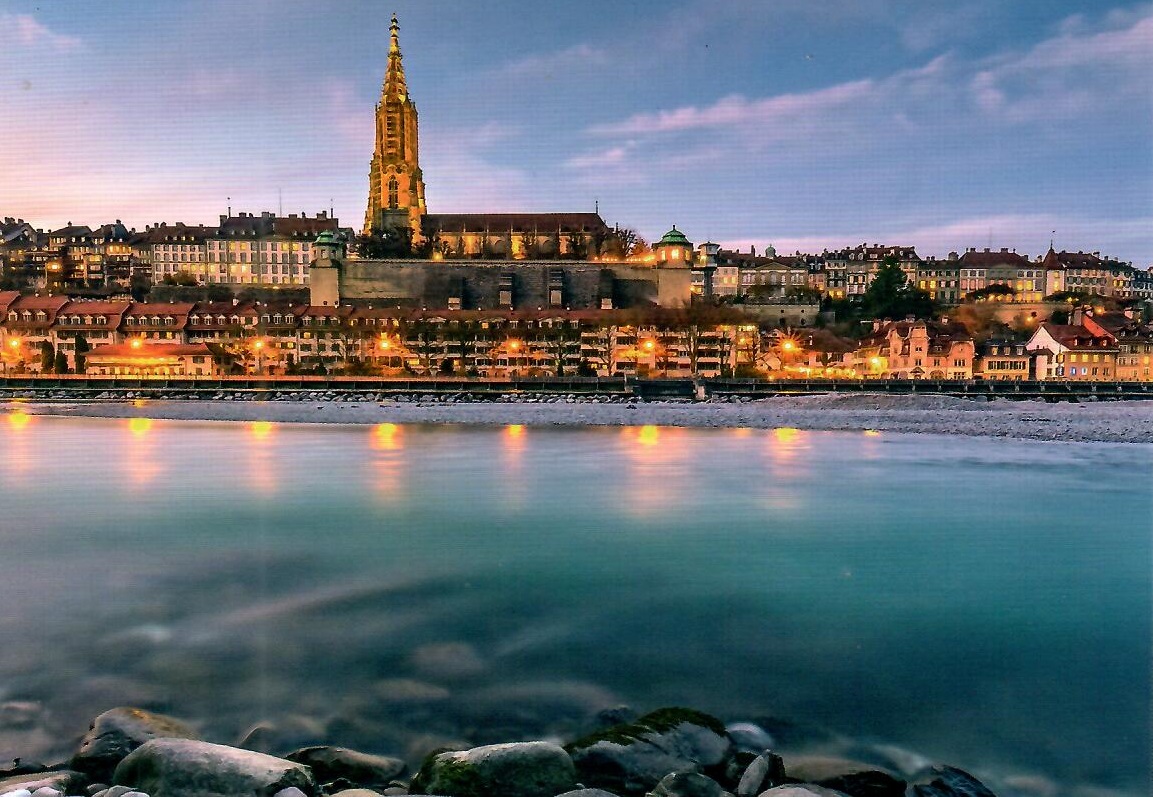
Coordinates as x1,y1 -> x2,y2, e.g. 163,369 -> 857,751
2,0 -> 1150,265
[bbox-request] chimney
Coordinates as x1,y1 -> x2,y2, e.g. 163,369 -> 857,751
1001,247 -> 1008,253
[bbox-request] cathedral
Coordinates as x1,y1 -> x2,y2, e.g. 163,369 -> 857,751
362,16 -> 611,260
311,16 -> 692,311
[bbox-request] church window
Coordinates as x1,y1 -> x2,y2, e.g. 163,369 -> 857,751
388,177 -> 400,209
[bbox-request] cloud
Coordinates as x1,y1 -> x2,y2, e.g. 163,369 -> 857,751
589,80 -> 876,136
500,43 -> 608,79
588,7 -> 1152,142
2,12 -> 83,51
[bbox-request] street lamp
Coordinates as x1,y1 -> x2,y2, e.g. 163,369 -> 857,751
253,339 -> 265,375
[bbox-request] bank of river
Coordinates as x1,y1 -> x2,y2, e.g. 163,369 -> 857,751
5,392 -> 1153,442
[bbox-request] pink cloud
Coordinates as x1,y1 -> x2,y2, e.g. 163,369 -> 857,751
3,13 -> 83,51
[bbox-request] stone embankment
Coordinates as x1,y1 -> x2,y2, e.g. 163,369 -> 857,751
0,706 -> 1013,797
6,392 -> 1153,443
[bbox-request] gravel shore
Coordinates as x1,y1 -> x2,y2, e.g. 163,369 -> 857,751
6,393 -> 1153,443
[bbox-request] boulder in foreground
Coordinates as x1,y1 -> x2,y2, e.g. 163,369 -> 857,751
410,740 -> 575,797
72,707 -> 199,780
113,738 -> 315,797
565,707 -> 733,795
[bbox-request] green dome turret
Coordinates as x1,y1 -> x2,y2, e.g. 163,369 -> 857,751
657,226 -> 691,247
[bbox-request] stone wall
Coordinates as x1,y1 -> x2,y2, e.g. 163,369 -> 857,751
336,259 -> 689,309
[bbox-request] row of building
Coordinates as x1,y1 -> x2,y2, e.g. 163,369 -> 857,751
4,214 -> 1150,307
2,290 -> 1150,382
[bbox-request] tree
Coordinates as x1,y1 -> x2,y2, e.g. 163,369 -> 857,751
602,227 -> 649,259
355,225 -> 415,259
860,257 -> 936,321
73,335 -> 90,373
162,271 -> 199,287
40,340 -> 55,373
129,274 -> 152,301
54,350 -> 69,374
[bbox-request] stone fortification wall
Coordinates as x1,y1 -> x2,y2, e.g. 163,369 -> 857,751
338,259 -> 681,309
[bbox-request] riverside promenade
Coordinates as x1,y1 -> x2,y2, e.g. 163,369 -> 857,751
2,375 -> 1153,401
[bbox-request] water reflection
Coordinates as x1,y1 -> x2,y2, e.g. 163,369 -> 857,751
368,423 -> 406,504
7,410 -> 31,431
245,421 -> 278,495
500,424 -> 529,508
618,425 -> 692,518
128,417 -> 153,437
1,410 -> 33,486
124,417 -> 163,487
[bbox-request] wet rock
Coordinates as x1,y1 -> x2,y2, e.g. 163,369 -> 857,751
369,680 -> 451,705
274,788 -> 309,797
651,771 -> 724,797
235,716 -> 328,755
71,708 -> 199,781
725,724 -> 775,756
285,747 -> 405,790
910,766 -> 995,797
737,752 -> 786,797
410,741 -> 576,797
0,772 -> 84,797
408,643 -> 485,680
113,739 -> 314,797
746,719 -> 836,752
330,791 -> 387,797
565,708 -> 733,796
555,790 -> 620,797
782,756 -> 905,797
757,786 -> 848,797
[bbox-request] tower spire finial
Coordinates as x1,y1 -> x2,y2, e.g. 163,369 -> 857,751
383,13 -> 408,101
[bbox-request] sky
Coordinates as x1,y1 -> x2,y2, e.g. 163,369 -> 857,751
1,0 -> 1150,265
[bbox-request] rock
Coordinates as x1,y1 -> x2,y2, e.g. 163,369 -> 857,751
235,716 -> 328,755
555,790 -> 620,797
737,753 -> 786,797
725,724 -> 775,756
113,739 -> 315,797
651,771 -> 724,797
408,642 -> 485,680
410,741 -> 576,797
0,773 -> 84,796
330,791 -> 387,797
565,708 -> 732,796
273,788 -> 309,797
29,788 -> 62,797
782,756 -> 905,797
910,767 -> 996,797
284,747 -> 405,790
757,787 -> 848,797
0,789 -> 33,797
72,708 -> 199,780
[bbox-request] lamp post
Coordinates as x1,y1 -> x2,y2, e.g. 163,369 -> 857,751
253,339 -> 265,375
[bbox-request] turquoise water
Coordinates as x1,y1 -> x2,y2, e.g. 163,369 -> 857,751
0,412 -> 1149,793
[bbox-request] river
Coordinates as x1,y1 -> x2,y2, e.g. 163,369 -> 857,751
0,411 -> 1148,794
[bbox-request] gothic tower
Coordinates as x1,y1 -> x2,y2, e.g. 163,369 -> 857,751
363,15 -> 427,236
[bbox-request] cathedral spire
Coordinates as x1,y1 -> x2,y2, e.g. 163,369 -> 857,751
383,14 -> 408,102
365,14 -> 426,236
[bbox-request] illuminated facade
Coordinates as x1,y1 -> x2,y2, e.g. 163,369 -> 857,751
363,15 -> 426,236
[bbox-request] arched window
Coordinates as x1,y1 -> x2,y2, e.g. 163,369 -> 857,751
388,176 -> 400,209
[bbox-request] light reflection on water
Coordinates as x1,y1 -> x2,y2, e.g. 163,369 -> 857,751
0,412 -> 1148,795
